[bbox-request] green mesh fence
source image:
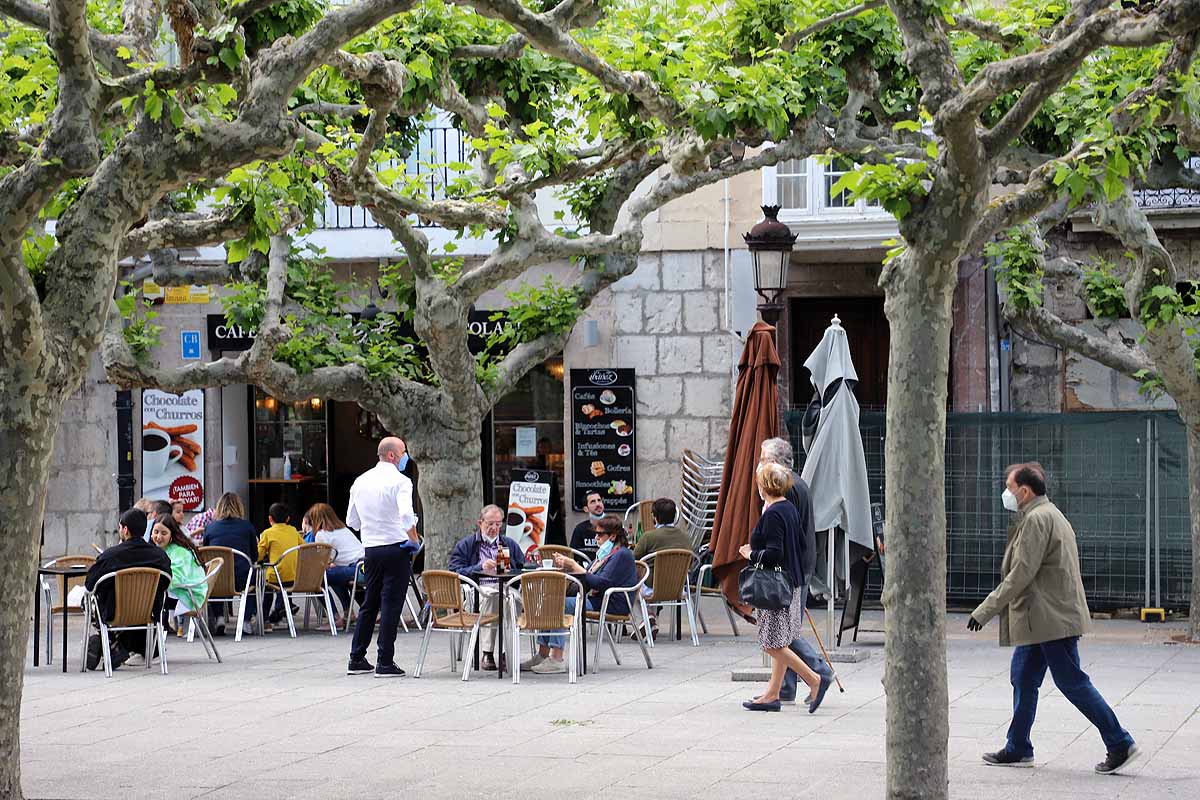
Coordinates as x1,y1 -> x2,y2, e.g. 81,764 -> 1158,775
783,410 -> 1192,612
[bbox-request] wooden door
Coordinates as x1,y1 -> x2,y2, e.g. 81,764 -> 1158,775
789,297 -> 890,411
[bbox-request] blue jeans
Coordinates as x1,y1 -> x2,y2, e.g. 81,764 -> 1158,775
537,596 -> 597,650
350,543 -> 413,666
325,565 -> 359,615
781,636 -> 833,698
1006,636 -> 1134,757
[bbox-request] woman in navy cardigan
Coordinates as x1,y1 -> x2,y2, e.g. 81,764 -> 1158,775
738,462 -> 824,711
524,516 -> 638,674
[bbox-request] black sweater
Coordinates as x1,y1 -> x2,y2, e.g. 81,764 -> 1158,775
748,500 -> 804,589
84,538 -> 172,622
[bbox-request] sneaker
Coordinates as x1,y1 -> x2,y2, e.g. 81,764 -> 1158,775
481,652 -> 497,671
347,658 -> 374,675
982,749 -> 1034,767
520,654 -> 545,671
530,658 -> 567,674
1095,744 -> 1140,774
262,623 -> 274,633
374,663 -> 406,678
124,653 -> 145,667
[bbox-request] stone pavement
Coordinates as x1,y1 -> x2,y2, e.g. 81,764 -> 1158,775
19,609 -> 1200,800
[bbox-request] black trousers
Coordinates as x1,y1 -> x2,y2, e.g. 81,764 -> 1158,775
349,543 -> 413,665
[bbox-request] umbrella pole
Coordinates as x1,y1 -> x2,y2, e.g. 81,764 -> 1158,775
805,608 -> 845,693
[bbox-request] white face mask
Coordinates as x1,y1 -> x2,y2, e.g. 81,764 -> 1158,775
1001,488 -> 1020,512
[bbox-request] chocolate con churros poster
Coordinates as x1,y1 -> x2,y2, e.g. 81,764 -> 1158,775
141,389 -> 205,510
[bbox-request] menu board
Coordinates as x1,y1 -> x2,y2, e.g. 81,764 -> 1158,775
571,368 -> 637,511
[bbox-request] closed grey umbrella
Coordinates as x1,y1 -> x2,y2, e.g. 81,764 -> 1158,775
799,316 -> 875,642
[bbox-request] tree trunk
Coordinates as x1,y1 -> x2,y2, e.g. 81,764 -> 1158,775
881,250 -> 956,800
0,391 -> 60,800
409,419 -> 485,571
1185,420 -> 1200,642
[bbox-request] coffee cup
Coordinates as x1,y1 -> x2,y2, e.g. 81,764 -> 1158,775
142,428 -> 183,477
506,507 -> 526,538
541,558 -> 554,570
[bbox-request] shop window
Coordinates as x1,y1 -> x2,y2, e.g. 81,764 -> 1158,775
488,357 -> 566,511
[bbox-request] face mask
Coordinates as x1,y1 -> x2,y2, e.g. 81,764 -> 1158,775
595,540 -> 615,560
589,511 -> 605,521
1001,488 -> 1020,512
482,533 -> 498,545
395,453 -> 410,471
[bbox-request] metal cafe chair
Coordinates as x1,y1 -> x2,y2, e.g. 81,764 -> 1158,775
534,544 -> 592,568
507,571 -> 584,685
263,543 -> 339,637
196,546 -> 258,642
79,567 -> 171,677
413,570 -> 499,681
642,549 -> 702,646
180,556 -> 226,663
583,560 -> 653,672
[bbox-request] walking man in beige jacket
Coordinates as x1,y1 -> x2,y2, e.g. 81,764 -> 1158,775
969,463 -> 1138,774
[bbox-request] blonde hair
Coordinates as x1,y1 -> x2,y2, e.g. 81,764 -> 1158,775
306,502 -> 346,532
755,461 -> 793,498
212,492 -> 246,521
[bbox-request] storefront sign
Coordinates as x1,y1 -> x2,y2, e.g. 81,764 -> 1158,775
205,309 -> 509,354
507,480 -> 551,557
570,368 -> 637,511
165,285 -> 211,304
141,389 -> 206,510
181,330 -> 201,360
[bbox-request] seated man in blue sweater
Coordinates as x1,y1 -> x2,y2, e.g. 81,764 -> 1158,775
447,504 -> 525,671
526,515 -> 638,675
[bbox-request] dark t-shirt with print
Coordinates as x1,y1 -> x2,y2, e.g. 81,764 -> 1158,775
570,520 -> 598,559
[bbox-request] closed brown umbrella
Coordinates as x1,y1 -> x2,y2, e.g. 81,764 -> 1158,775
710,321 -> 780,606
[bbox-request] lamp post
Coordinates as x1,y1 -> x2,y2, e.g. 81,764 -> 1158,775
743,205 -> 796,328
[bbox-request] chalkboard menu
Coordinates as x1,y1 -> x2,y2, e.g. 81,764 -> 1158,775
570,368 -> 637,511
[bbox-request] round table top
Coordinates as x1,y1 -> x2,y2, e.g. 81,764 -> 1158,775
38,565 -> 90,576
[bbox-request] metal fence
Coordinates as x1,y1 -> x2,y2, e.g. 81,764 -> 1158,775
783,409 -> 1193,611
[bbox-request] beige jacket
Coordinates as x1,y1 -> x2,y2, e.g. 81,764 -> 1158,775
972,496 -> 1091,647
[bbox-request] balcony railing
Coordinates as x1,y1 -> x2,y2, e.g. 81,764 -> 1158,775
1132,157 -> 1200,211
317,125 -> 468,230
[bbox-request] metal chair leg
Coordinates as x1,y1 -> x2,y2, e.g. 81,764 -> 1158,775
99,624 -> 113,678
278,585 -> 298,638
414,618 -> 434,678
461,624 -> 480,682
685,589 -> 700,647
158,625 -> 169,675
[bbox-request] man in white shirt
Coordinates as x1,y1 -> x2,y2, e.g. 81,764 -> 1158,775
346,437 -> 420,677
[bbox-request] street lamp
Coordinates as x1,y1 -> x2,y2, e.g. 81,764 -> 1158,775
743,205 -> 796,327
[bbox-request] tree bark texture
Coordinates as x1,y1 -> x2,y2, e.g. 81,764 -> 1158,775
880,249 -> 956,800
403,420 -> 485,571
0,388 -> 60,799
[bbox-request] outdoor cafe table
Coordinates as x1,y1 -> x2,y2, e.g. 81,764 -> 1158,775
33,564 -> 89,673
468,566 -> 587,679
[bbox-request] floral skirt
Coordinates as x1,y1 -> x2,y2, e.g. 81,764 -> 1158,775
756,586 -> 803,650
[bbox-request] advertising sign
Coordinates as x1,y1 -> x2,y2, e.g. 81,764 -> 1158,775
507,480 -> 551,556
570,368 -> 637,511
141,389 -> 205,510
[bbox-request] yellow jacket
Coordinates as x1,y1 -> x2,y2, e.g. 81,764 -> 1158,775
259,523 -> 303,585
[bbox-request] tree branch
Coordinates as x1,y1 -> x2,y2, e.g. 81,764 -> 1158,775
782,1 -> 886,51
949,14 -> 1029,49
120,204 -> 302,261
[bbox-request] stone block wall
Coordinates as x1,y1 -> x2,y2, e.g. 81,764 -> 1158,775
599,250 -> 739,503
42,354 -> 119,557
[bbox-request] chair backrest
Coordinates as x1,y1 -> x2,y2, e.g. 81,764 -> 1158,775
291,543 -> 335,592
202,557 -> 224,605
648,549 -> 694,602
46,555 -> 96,609
197,547 -> 237,598
634,560 -> 650,587
516,571 -> 569,630
107,567 -> 169,628
422,570 -> 466,615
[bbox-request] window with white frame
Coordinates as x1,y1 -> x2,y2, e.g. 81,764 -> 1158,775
763,156 -> 883,217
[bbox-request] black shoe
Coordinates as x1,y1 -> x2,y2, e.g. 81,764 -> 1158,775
778,689 -> 796,703
742,700 -> 782,712
347,658 -> 374,675
808,674 -> 833,714
213,622 -> 226,637
1095,744 -> 1140,774
109,645 -> 131,669
86,635 -> 103,671
982,749 -> 1034,767
374,663 -> 406,678
481,652 -> 497,671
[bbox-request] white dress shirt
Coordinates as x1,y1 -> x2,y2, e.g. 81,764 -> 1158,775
346,462 -> 419,548
315,526 -> 366,566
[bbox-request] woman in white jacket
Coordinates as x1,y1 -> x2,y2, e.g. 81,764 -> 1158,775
304,503 -> 365,625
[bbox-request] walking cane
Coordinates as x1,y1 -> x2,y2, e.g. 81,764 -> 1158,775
804,608 -> 845,693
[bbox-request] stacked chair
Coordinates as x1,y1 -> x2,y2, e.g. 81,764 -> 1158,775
680,449 -> 742,637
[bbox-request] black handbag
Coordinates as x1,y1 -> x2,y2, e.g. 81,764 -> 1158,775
738,559 -> 793,611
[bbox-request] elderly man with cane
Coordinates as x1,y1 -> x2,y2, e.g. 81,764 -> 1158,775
759,437 -> 836,711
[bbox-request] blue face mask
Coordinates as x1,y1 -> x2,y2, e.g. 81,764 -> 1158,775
595,539 -> 615,560
395,453 -> 410,471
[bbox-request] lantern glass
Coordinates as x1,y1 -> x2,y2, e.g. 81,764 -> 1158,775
751,248 -> 790,293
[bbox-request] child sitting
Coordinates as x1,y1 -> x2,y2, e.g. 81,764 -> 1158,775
258,502 -> 304,632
